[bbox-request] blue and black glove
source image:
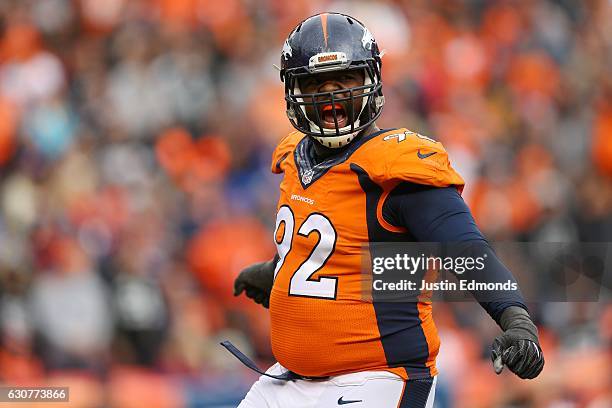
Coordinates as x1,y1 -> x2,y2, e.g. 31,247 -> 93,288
491,306 -> 545,379
233,256 -> 277,308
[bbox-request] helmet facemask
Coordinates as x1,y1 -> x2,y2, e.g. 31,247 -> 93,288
284,59 -> 384,148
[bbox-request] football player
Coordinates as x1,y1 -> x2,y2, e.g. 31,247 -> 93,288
229,12 -> 544,407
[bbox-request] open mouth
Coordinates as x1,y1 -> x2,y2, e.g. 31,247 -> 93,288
320,103 -> 348,129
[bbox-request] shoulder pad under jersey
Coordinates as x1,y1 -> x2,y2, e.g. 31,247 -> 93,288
270,131 -> 304,174
356,129 -> 465,189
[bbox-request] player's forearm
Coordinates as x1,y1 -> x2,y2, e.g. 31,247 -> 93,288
437,239 -> 528,324
467,241 -> 528,324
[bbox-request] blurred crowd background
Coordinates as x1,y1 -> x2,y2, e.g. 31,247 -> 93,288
0,0 -> 610,407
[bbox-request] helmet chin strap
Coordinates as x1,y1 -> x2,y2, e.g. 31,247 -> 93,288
295,73 -> 373,149
311,129 -> 360,149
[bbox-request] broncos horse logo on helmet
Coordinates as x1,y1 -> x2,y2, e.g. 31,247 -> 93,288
280,13 -> 385,148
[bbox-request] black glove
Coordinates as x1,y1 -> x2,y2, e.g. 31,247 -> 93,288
491,306 -> 545,379
233,256 -> 277,308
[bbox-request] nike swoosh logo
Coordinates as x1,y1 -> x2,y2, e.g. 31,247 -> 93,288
417,150 -> 437,159
338,396 -> 363,405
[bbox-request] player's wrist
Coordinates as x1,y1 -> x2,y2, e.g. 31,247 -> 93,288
499,306 -> 539,344
259,255 -> 278,285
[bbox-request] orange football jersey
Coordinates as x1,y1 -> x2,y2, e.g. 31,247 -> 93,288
269,128 -> 464,380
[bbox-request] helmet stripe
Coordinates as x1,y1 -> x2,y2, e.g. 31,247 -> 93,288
320,13 -> 329,47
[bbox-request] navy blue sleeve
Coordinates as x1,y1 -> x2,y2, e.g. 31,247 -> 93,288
382,183 -> 528,324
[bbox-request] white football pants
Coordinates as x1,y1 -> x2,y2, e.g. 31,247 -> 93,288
238,363 -> 436,408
